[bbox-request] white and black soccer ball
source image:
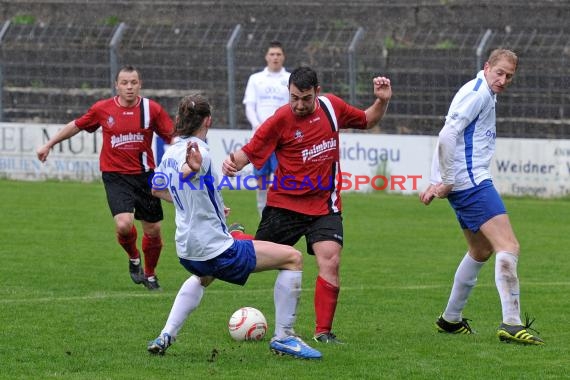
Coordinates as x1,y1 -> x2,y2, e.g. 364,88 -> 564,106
228,306 -> 268,341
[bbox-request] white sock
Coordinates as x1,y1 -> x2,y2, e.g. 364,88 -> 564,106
273,270 -> 302,339
495,251 -> 522,325
162,275 -> 204,338
256,189 -> 267,217
443,253 -> 485,322
129,257 -> 140,265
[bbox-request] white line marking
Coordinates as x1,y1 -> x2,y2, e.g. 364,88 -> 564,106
2,282 -> 568,304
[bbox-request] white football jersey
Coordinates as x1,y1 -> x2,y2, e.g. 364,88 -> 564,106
430,70 -> 497,191
156,137 -> 233,261
243,67 -> 290,131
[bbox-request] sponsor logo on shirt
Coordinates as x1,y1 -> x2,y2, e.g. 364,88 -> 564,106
301,138 -> 337,163
111,133 -> 145,148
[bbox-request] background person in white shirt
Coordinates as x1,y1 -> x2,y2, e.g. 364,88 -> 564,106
420,49 -> 544,345
243,41 -> 291,216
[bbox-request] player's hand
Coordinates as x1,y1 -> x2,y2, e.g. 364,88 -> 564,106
185,141 -> 202,172
419,184 -> 436,205
434,183 -> 453,199
224,207 -> 231,217
373,76 -> 392,103
222,152 -> 238,177
36,145 -> 51,162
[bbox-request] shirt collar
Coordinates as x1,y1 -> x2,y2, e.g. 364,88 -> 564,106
263,67 -> 286,76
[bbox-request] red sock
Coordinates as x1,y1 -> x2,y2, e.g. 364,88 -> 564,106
230,230 -> 255,240
142,234 -> 163,277
314,275 -> 339,335
117,225 -> 140,260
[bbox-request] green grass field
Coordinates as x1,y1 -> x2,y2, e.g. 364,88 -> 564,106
1,179 -> 568,380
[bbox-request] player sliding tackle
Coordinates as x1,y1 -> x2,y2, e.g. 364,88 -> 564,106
147,94 -> 322,359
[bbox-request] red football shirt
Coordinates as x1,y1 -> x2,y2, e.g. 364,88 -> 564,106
74,96 -> 174,174
242,94 -> 367,215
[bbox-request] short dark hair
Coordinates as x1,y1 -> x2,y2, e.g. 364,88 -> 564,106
268,40 -> 284,53
289,66 -> 319,91
115,65 -> 141,82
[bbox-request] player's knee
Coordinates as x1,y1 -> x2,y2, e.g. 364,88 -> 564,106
114,214 -> 135,235
494,243 -> 519,257
142,222 -> 162,237
288,248 -> 303,271
325,254 -> 341,272
470,248 -> 493,262
116,222 -> 134,236
143,228 -> 161,239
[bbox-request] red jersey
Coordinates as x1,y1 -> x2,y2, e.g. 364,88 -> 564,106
242,94 -> 367,215
75,96 -> 174,174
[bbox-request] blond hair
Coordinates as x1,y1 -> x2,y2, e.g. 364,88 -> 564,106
487,49 -> 518,69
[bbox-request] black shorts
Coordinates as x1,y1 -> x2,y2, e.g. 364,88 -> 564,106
254,206 -> 343,255
102,171 -> 163,223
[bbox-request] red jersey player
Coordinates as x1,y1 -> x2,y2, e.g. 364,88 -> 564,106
223,66 -> 392,343
37,65 -> 174,291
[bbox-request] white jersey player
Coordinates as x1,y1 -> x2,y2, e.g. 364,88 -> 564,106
148,94 -> 322,359
429,69 -> 497,191
243,41 -> 290,216
420,49 -> 544,345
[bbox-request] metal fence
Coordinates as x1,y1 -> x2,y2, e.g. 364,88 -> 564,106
0,21 -> 568,138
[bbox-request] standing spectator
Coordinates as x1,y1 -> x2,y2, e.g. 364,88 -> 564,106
223,66 -> 392,344
243,41 -> 290,217
36,65 -> 174,291
420,49 -> 544,345
147,94 -> 321,359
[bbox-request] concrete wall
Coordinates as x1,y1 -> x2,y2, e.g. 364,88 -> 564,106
2,0 -> 569,31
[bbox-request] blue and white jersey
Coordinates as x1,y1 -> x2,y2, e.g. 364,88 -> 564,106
156,137 -> 233,261
243,67 -> 290,132
430,70 -> 497,191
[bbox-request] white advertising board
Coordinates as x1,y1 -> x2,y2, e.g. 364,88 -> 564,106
492,138 -> 570,197
1,122 -> 568,197
0,123 -> 102,181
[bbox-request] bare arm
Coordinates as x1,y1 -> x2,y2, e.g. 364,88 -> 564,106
364,76 -> 392,129
36,121 -> 81,162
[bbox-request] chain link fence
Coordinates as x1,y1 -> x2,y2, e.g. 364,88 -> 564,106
0,21 -> 568,138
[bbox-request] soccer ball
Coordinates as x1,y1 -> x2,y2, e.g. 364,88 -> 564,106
228,307 -> 268,341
